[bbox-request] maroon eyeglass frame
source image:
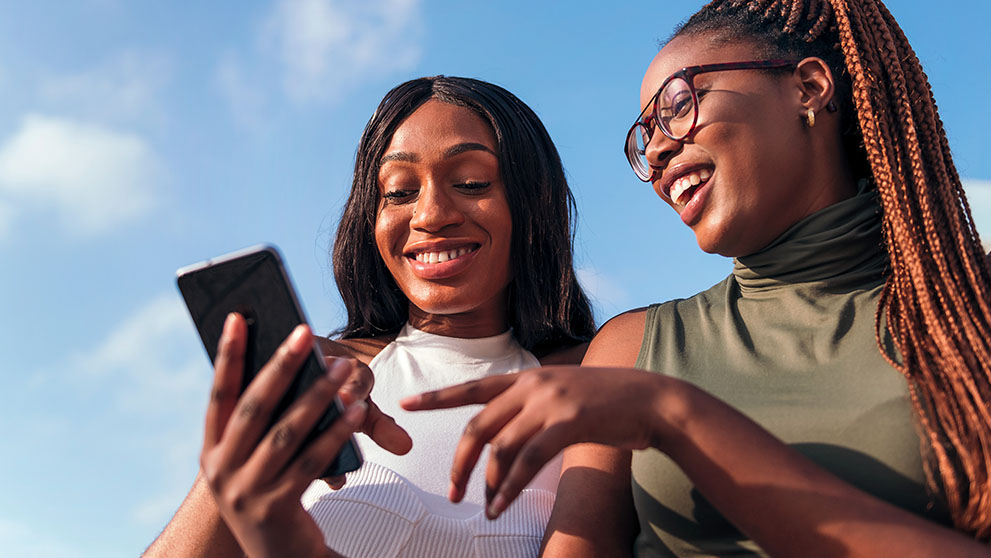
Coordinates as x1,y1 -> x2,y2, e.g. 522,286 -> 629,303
626,59 -> 801,182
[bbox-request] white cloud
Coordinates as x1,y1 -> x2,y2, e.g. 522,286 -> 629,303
962,178 -> 991,252
71,292 -> 208,415
261,0 -> 423,102
38,50 -> 172,125
0,113 -> 162,235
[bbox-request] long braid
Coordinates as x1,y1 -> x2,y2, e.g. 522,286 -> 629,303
681,0 -> 991,539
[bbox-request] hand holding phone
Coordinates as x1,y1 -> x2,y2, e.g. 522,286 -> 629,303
177,245 -> 363,476
199,312 -> 358,558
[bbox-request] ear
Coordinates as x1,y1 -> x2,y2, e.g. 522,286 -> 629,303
793,57 -> 836,113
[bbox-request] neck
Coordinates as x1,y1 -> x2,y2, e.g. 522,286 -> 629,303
406,295 -> 509,339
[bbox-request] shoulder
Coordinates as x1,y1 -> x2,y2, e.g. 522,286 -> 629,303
317,334 -> 397,365
582,307 -> 649,367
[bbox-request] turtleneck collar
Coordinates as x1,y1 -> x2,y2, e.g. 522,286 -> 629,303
733,183 -> 887,293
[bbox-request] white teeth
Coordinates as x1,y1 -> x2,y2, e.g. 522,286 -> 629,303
669,170 -> 712,206
415,247 -> 472,264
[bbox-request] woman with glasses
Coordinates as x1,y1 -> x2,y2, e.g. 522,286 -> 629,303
144,76 -> 595,558
403,1 -> 991,555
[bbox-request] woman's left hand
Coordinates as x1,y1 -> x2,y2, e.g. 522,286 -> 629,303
400,366 -> 669,518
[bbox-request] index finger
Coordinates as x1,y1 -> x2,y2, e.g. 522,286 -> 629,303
399,373 -> 519,411
203,313 -> 245,451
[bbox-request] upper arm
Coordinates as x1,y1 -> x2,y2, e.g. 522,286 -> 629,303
583,308 -> 648,367
539,309 -> 648,557
541,444 -> 637,558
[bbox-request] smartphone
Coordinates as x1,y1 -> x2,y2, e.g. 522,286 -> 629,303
176,244 -> 363,477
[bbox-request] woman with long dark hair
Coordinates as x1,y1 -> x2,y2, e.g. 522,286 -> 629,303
144,76 -> 595,558
404,2 -> 991,556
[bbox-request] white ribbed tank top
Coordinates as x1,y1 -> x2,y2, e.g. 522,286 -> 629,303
302,324 -> 562,558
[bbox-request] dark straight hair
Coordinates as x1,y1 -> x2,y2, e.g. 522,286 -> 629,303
332,76 -> 595,355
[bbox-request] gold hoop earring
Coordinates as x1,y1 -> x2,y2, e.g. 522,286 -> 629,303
806,108 -> 816,128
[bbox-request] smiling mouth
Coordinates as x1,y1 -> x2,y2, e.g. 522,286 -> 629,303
669,168 -> 712,207
408,245 -> 479,264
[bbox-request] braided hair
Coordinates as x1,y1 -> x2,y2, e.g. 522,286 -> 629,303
676,0 -> 991,540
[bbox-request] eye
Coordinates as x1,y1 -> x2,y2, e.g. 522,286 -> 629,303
382,189 -> 417,204
454,181 -> 491,193
670,92 -> 693,118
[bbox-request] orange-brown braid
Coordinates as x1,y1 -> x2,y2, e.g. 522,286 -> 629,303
685,0 -> 991,539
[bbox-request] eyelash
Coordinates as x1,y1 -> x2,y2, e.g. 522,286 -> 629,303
456,181 -> 490,192
381,181 -> 492,203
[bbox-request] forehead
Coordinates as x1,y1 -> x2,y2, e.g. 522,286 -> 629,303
385,99 -> 497,156
639,34 -> 764,107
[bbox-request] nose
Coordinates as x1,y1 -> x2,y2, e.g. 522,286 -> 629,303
409,182 -> 465,232
644,127 -> 682,172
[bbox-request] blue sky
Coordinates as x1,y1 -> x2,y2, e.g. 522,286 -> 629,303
0,1 -> 988,556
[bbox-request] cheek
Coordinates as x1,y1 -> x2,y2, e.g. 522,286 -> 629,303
373,210 -> 409,262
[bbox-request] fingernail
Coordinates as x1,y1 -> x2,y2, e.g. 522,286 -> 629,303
291,324 -> 308,343
486,493 -> 506,520
399,394 -> 420,408
448,482 -> 458,502
328,359 -> 351,382
223,312 -> 239,335
344,400 -> 367,426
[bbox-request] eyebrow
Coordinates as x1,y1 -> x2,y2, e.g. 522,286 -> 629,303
379,142 -> 496,165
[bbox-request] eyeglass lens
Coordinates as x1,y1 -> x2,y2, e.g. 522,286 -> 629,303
627,76 -> 697,181
658,77 -> 695,140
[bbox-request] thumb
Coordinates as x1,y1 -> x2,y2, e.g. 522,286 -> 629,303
363,399 -> 413,455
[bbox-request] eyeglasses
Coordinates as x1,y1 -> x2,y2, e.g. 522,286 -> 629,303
625,60 -> 800,182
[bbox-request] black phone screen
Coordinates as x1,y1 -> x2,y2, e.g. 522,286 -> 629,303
176,245 -> 362,477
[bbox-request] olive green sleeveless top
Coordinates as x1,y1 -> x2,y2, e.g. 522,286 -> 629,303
632,188 -> 949,557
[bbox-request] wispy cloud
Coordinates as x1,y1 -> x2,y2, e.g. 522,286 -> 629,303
214,51 -> 270,132
577,267 -> 632,325
962,178 -> 991,252
38,50 -> 172,126
261,0 -> 423,103
0,113 -> 163,236
71,292 -> 207,415
0,517 -> 84,558
0,200 -> 12,238
67,292 -> 210,527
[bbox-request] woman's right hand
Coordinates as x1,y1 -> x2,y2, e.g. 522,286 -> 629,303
199,313 -> 365,558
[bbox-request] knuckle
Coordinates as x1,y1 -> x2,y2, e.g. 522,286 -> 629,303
237,397 -> 264,420
519,445 -> 547,470
222,485 -> 248,513
463,380 -> 482,399
211,386 -> 234,403
491,443 -> 512,464
271,424 -> 295,449
462,417 -> 484,440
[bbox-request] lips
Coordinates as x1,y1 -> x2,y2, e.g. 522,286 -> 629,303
403,241 -> 481,280
661,164 -> 715,207
412,246 -> 475,264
